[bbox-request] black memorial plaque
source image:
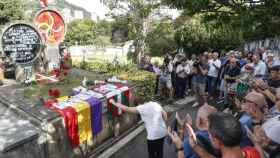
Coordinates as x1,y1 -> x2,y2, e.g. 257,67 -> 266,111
1,23 -> 42,64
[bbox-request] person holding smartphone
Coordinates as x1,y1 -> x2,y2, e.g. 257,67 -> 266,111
168,112 -> 261,158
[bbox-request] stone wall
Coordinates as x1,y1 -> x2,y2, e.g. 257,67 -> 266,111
0,84 -> 139,158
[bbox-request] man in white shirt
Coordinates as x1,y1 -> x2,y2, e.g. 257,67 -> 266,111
207,52 -> 221,97
253,53 -> 267,79
175,58 -> 191,98
109,97 -> 167,158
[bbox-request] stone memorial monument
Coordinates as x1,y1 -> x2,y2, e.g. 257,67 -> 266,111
34,9 -> 66,71
1,23 -> 43,81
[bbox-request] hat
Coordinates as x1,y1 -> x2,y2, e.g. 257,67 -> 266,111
271,60 -> 280,69
262,116 -> 280,144
245,91 -> 267,108
267,53 -> 274,57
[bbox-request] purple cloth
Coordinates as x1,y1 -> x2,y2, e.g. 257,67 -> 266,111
86,97 -> 103,136
72,90 -> 80,96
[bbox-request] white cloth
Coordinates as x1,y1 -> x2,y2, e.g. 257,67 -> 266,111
208,59 -> 221,77
176,64 -> 190,78
188,60 -> 194,67
262,116 -> 280,144
168,62 -> 173,73
253,61 -> 267,77
153,66 -> 161,75
136,102 -> 167,140
262,52 -> 268,62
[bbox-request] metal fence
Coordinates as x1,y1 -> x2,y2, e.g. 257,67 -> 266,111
244,38 -> 280,52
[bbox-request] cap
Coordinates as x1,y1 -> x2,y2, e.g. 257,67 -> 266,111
245,91 -> 267,108
267,53 -> 274,57
271,60 -> 280,68
262,116 -> 280,144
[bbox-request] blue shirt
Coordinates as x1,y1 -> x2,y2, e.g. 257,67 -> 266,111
183,131 -> 219,158
239,112 -> 253,130
183,130 -> 211,158
238,112 -> 254,147
238,59 -> 247,67
183,128 -> 253,158
220,58 -> 228,66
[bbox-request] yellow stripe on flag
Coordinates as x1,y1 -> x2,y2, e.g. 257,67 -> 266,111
57,96 -> 69,101
70,101 -> 92,144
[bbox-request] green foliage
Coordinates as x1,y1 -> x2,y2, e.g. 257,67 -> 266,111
175,17 -> 243,56
105,0 -> 161,62
95,20 -> 113,36
65,19 -> 114,46
146,21 -> 177,56
0,0 -> 24,25
75,61 -> 156,101
164,0 -> 280,41
65,19 -> 97,45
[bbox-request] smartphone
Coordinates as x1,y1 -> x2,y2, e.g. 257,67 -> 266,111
244,125 -> 253,136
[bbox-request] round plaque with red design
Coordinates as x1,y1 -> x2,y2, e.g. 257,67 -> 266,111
34,10 -> 65,44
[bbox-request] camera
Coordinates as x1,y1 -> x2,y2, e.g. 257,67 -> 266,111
193,60 -> 200,67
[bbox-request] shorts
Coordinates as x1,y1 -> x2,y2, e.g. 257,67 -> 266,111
192,82 -> 206,96
159,79 -> 172,90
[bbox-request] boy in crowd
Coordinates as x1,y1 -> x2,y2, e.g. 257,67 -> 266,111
207,52 -> 221,98
192,55 -> 209,107
175,58 -> 191,98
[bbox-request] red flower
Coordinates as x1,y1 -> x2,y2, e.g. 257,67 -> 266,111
48,88 -> 61,98
52,89 -> 61,98
63,53 -> 70,61
51,68 -> 61,77
48,89 -> 53,96
63,71 -> 68,76
61,63 -> 70,70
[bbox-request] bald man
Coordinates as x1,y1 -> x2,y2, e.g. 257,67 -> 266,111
168,104 -> 219,158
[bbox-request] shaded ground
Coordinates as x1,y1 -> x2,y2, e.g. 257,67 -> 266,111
109,97 -> 199,158
110,131 -> 175,158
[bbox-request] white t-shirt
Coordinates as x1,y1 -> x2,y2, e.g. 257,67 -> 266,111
253,61 -> 267,77
153,65 -> 161,75
208,59 -> 221,77
176,64 -> 190,78
136,102 -> 167,140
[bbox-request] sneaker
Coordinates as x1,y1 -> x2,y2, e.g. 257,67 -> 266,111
192,102 -> 199,107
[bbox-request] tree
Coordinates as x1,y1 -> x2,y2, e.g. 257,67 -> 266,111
104,0 -> 161,63
146,20 -> 177,56
95,20 -> 113,36
0,0 -> 24,26
64,19 -> 96,45
174,16 -> 243,56
164,0 -> 280,41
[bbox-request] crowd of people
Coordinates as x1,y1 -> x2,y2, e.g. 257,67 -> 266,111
113,48 -> 280,158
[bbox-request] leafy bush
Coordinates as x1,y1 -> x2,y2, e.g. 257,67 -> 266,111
75,61 -> 156,101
